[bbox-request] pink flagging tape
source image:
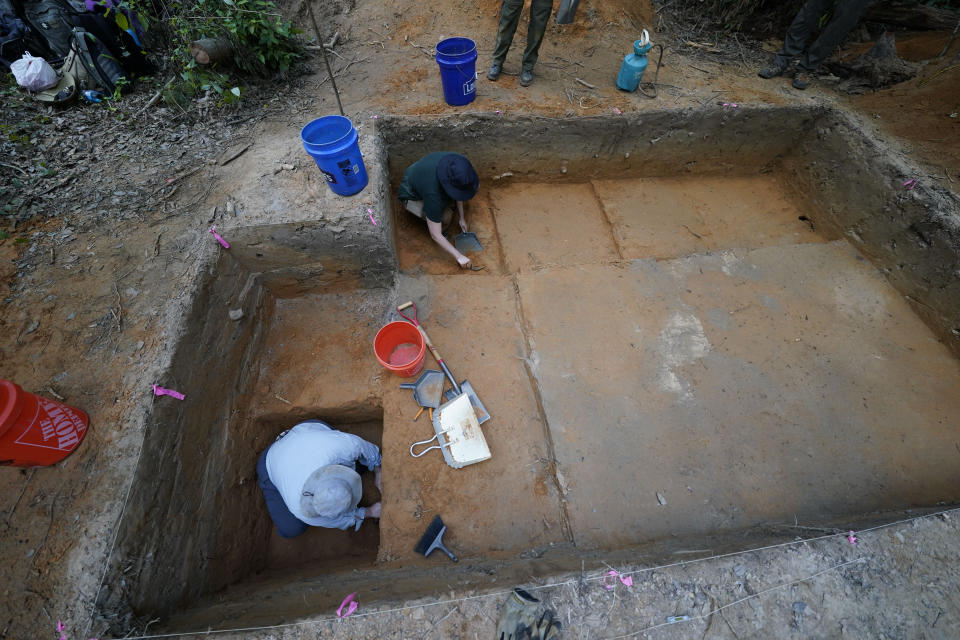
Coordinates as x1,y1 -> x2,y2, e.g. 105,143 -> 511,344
847,531 -> 857,545
612,107 -> 623,115
367,207 -> 377,226
56,620 -> 98,640
337,592 -> 359,618
722,102 -> 739,107
209,226 -> 231,249
152,385 -> 185,400
603,570 -> 633,590
902,179 -> 916,190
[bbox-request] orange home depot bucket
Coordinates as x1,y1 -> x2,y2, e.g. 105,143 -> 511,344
0,380 -> 89,467
374,321 -> 426,378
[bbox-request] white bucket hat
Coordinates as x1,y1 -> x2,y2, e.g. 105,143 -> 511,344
300,464 -> 362,518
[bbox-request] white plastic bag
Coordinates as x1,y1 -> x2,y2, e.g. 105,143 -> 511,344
10,52 -> 58,91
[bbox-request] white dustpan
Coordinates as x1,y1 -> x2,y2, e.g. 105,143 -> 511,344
409,393 -> 490,468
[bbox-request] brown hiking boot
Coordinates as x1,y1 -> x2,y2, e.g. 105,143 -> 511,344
757,64 -> 786,79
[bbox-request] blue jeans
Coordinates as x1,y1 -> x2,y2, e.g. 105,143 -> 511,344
257,447 -> 308,539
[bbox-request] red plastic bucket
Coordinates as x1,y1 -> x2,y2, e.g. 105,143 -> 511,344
374,321 -> 426,378
0,380 -> 89,467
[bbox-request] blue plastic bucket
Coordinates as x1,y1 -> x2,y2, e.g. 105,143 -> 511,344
301,115 -> 369,196
435,37 -> 478,106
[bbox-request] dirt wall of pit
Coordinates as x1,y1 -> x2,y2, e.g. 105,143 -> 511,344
97,252 -> 271,621
159,506 -> 940,632
376,107 -> 824,184
782,109 -> 960,357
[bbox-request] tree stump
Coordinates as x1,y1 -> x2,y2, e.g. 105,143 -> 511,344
829,32 -> 918,94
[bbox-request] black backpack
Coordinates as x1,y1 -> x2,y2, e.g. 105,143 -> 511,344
0,0 -> 49,68
11,0 -> 152,89
18,0 -> 73,61
70,26 -> 127,92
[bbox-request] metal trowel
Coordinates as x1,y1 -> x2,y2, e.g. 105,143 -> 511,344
454,232 -> 483,254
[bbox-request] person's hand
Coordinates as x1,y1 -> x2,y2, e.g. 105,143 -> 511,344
374,466 -> 382,491
459,218 -> 469,234
456,254 -> 472,269
366,502 -> 381,518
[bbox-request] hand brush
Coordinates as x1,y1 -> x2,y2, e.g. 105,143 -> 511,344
414,515 -> 458,562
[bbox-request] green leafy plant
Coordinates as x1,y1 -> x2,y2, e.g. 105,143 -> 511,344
175,58 -> 241,105
164,0 -> 301,104
110,77 -> 132,102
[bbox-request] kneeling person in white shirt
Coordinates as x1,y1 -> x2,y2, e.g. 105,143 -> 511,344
257,420 -> 382,537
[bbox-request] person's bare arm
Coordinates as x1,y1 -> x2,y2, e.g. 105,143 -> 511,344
456,200 -> 468,233
427,219 -> 471,267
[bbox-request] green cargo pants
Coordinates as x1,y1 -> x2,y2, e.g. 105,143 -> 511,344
491,0 -> 554,72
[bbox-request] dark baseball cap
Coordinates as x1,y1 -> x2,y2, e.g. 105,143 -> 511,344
436,153 -> 479,201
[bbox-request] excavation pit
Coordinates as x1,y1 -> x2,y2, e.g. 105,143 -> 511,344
103,108 -> 960,634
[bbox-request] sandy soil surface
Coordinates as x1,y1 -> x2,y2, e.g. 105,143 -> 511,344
1,0 -> 959,638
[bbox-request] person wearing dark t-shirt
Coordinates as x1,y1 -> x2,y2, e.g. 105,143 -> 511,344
397,152 -> 479,268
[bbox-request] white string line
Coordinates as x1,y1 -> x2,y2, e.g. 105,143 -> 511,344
120,506 -> 958,639
605,557 -> 868,639
611,504 -> 958,581
80,410 -> 149,639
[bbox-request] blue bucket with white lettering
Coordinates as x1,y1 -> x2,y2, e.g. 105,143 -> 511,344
301,115 -> 368,196
435,37 -> 477,106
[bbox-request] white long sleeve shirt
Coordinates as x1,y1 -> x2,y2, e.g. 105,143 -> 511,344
265,420 -> 381,531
